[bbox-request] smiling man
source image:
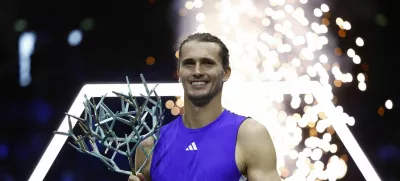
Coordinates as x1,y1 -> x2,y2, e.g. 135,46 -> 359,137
129,33 -> 280,181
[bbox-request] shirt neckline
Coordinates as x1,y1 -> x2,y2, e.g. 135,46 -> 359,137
178,109 -> 228,133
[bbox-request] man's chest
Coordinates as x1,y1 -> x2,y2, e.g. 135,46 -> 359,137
151,132 -> 242,181
165,133 -> 232,168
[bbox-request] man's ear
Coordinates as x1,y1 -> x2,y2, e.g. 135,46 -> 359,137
223,67 -> 231,82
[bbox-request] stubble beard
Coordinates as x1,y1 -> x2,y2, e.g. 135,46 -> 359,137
187,81 -> 223,107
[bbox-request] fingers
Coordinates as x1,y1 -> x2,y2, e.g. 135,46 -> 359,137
128,173 -> 145,181
128,175 -> 140,181
137,173 -> 146,181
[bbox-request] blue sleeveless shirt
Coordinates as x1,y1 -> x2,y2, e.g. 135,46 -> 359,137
150,109 -> 248,181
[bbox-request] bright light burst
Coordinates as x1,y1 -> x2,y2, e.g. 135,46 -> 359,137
176,0 -> 368,180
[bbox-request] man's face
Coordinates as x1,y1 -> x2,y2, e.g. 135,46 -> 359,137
178,41 -> 230,104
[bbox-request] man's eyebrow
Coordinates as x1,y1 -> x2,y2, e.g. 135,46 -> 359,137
181,57 -> 217,63
200,57 -> 217,62
181,58 -> 194,63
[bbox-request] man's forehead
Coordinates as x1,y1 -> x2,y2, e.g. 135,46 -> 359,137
180,41 -> 221,58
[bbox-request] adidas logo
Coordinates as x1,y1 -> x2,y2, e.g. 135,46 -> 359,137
185,142 -> 198,151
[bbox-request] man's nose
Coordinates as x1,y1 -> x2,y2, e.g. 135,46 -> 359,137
193,64 -> 204,77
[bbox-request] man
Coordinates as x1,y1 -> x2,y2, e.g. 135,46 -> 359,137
129,33 -> 280,181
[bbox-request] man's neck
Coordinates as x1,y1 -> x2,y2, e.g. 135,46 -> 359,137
182,93 -> 224,129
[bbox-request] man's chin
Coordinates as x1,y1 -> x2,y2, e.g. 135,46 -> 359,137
187,94 -> 213,106
188,94 -> 209,100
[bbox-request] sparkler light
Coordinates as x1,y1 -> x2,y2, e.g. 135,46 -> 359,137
176,0 -> 378,180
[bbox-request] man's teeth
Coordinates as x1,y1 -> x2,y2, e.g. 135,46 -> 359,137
191,82 -> 206,85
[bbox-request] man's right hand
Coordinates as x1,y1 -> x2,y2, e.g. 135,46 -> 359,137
128,173 -> 145,181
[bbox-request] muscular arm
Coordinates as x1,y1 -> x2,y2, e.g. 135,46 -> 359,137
238,119 -> 281,181
134,136 -> 154,181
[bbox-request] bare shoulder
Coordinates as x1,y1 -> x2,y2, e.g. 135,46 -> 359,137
135,136 -> 155,180
237,118 -> 280,180
237,118 -> 273,144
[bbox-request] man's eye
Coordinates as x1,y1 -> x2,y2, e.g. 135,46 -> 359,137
183,62 -> 194,65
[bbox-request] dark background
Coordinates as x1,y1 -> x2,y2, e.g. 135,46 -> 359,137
1,0 -> 399,180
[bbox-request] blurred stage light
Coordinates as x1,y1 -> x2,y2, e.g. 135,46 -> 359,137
30,82 -> 379,181
177,0 -> 379,180
355,37 -> 364,47
385,99 -> 393,110
375,14 -> 387,27
0,144 -> 9,159
67,29 -> 83,46
30,98 -> 53,123
146,56 -> 156,65
18,31 -> 36,87
80,17 -> 95,31
14,19 -> 28,32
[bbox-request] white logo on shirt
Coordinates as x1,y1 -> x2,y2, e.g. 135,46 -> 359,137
185,142 -> 198,151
